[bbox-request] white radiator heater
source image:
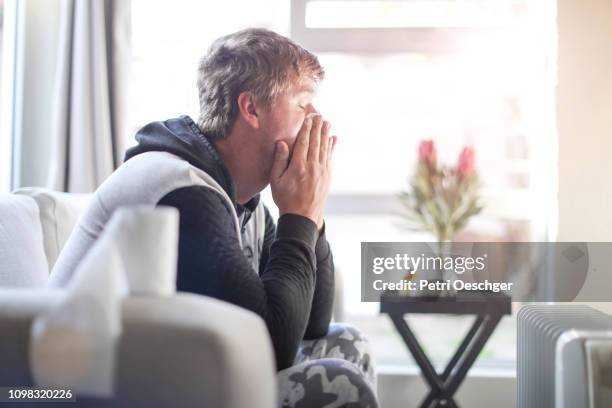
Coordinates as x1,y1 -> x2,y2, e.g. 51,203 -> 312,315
518,305 -> 612,408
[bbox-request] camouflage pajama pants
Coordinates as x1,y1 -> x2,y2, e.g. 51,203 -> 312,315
277,323 -> 378,408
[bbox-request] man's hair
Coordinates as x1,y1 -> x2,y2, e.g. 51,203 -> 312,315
196,28 -> 325,139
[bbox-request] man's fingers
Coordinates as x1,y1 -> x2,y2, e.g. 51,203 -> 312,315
327,135 -> 337,168
307,115 -> 323,162
271,141 -> 289,181
292,116 -> 312,165
319,121 -> 331,163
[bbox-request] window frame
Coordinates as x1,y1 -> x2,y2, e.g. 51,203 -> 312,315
290,0 -> 513,53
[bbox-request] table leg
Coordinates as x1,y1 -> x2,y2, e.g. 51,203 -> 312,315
420,392 -> 437,407
391,312 -> 504,408
389,313 -> 445,394
421,394 -> 461,407
441,316 -> 485,380
444,314 -> 503,396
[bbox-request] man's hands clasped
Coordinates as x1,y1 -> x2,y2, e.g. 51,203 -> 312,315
270,115 -> 337,230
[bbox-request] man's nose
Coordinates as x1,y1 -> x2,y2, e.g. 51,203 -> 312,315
305,105 -> 319,116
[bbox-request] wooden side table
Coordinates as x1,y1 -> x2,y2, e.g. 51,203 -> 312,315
380,291 -> 512,408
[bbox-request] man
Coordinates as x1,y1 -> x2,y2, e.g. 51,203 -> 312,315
51,28 -> 377,407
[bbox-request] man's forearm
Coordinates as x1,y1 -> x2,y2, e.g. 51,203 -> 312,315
303,229 -> 335,339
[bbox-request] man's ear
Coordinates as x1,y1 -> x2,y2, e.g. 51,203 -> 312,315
237,91 -> 260,129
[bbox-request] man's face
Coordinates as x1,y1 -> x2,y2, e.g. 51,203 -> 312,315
258,78 -> 319,181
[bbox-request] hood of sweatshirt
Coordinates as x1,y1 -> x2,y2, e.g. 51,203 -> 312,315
124,115 -> 259,216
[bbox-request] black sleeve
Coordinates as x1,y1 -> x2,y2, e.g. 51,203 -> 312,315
157,186 -> 318,370
258,205 -> 276,276
259,209 -> 335,340
304,224 -> 335,339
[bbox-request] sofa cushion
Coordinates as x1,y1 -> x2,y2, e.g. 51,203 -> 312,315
14,188 -> 91,271
0,194 -> 49,287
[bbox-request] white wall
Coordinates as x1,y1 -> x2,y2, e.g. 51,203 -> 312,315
378,368 -> 515,408
556,0 -> 612,242
556,0 -> 612,316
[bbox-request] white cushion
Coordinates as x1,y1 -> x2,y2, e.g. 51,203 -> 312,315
14,188 -> 91,271
0,194 -> 49,287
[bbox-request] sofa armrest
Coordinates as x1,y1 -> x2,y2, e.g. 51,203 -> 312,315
118,293 -> 277,408
0,290 -> 277,408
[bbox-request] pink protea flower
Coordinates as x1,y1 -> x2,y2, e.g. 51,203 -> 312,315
418,140 -> 437,170
457,147 -> 475,178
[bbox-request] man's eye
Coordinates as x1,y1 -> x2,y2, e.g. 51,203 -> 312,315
298,105 -> 306,110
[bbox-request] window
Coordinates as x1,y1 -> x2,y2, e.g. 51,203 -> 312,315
291,0 -> 531,53
0,0 -> 17,192
290,0 -> 557,371
303,0 -> 527,29
130,0 -> 558,372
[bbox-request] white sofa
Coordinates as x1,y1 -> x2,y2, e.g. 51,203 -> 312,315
0,188 -> 277,407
